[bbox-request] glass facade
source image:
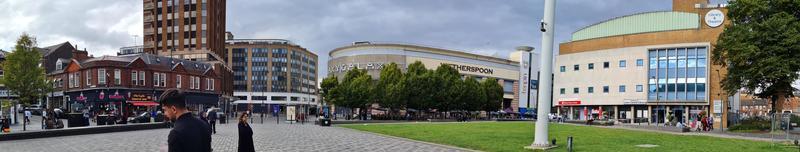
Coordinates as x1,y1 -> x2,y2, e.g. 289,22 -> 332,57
230,46 -> 317,94
232,48 -> 247,91
648,47 -> 707,101
251,48 -> 269,92
271,48 -> 288,92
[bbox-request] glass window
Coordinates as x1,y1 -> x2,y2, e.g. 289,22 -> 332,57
573,64 -> 579,71
588,63 -> 594,70
176,75 -> 182,88
573,87 -> 579,94
560,66 -> 565,72
698,58 -> 707,67
98,69 -> 106,84
139,72 -> 145,86
637,59 -> 644,67
603,62 -> 609,68
132,71 -> 138,85
603,86 -> 609,93
114,69 -> 121,85
503,81 -> 514,93
619,85 -> 626,92
560,88 -> 565,95
619,60 -> 626,68
636,85 -> 643,92
588,87 -> 594,93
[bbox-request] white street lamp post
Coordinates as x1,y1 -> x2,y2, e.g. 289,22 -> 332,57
528,0 -> 556,149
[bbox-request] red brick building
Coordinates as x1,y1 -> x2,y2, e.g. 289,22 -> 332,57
47,53 -> 222,116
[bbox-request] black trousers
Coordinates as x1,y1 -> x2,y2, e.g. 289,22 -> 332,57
209,120 -> 216,133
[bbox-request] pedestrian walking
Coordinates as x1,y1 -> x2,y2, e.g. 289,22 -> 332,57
701,116 -> 708,131
24,110 -> 31,124
159,89 -> 212,152
208,108 -> 218,134
708,116 -> 714,131
238,112 -> 255,152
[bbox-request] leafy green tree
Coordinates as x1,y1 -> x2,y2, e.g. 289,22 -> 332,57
461,76 -> 485,113
1,33 -> 48,106
320,75 -> 340,106
339,68 -> 374,120
433,64 -> 462,114
713,0 -> 800,112
377,63 -> 405,117
404,61 -> 435,117
481,78 -> 503,116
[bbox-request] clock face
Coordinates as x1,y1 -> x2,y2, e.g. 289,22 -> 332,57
705,9 -> 724,28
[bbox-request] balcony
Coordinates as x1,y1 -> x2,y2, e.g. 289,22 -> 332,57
144,28 -> 154,35
144,41 -> 155,48
144,2 -> 155,10
144,15 -> 155,22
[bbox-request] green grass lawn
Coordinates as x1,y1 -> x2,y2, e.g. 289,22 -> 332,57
341,122 -> 796,152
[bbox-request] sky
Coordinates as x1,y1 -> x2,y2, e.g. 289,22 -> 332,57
0,0 -> 729,76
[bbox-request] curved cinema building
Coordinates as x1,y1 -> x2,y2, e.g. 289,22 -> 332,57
328,42 -> 537,114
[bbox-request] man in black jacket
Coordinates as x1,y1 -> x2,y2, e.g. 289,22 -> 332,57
207,107 -> 217,134
159,89 -> 212,152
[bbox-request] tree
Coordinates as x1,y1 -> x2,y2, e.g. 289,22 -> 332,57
338,68 -> 374,120
320,75 -> 339,106
377,63 -> 405,117
481,78 -> 503,117
404,61 -> 435,117
461,76 -> 485,119
433,64 -> 462,116
713,0 -> 800,113
1,33 -> 48,106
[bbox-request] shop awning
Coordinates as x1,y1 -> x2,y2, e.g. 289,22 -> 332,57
129,101 -> 159,106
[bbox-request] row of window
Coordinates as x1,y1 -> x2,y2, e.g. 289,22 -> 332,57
560,59 -> 645,72
559,85 -> 644,94
59,68 -> 214,91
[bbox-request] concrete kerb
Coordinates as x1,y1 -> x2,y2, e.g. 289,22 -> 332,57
0,122 -> 169,141
558,122 -> 791,142
336,126 -> 481,152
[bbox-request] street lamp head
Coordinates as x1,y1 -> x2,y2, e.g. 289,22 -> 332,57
516,46 -> 534,52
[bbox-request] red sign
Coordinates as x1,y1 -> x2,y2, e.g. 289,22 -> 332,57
558,101 -> 581,105
109,91 -> 125,100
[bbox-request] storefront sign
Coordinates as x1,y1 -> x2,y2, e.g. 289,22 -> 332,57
705,9 -> 724,28
623,99 -> 647,105
329,62 -> 389,73
558,98 -> 581,105
76,93 -> 87,101
109,91 -> 125,100
446,64 -> 494,75
130,93 -> 153,102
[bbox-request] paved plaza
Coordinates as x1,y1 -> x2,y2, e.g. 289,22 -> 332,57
0,116 -> 467,152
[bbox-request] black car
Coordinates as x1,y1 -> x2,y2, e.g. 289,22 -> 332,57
128,112 -> 151,123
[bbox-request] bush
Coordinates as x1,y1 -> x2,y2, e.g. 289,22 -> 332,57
729,117 -> 770,131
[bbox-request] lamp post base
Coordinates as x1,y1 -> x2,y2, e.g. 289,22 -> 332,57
525,144 -> 557,150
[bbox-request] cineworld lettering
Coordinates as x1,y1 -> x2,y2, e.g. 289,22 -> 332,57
446,64 -> 494,74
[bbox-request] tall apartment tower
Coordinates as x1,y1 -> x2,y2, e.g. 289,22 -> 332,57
143,0 -> 234,105
143,0 -> 227,63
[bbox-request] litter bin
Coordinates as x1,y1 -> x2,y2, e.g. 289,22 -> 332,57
320,118 -> 331,126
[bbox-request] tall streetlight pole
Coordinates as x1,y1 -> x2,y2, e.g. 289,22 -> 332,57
528,0 -> 556,149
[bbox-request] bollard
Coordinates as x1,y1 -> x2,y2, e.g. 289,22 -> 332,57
567,136 -> 574,152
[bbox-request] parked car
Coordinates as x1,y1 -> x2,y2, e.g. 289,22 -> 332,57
128,112 -> 151,123
24,105 -> 43,115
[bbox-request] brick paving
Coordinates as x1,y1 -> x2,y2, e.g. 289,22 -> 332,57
0,116 -> 467,152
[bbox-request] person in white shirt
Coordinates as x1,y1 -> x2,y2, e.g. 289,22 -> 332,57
24,110 -> 31,123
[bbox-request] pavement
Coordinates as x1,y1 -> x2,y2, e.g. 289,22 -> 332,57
0,116 -> 468,152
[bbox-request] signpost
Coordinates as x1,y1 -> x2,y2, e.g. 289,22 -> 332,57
286,106 -> 296,123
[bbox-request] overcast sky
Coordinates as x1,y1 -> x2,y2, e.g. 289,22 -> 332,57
1,0 -> 731,76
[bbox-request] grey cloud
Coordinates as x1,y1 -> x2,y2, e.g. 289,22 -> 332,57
3,0 -> 692,76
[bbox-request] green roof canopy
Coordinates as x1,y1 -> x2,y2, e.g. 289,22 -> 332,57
571,11 -> 699,41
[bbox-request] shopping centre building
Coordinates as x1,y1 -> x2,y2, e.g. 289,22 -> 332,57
328,42 -> 538,114
554,0 -> 731,128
